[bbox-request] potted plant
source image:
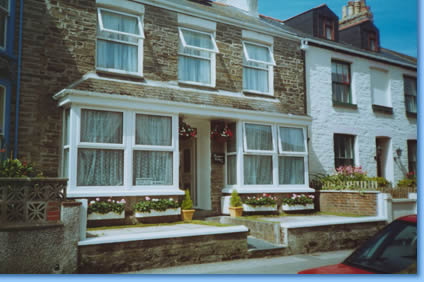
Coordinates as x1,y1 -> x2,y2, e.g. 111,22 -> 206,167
243,193 -> 278,212
179,120 -> 197,140
281,194 -> 315,211
181,189 -> 195,221
229,190 -> 243,217
87,198 -> 126,220
210,125 -> 233,143
134,197 -> 180,218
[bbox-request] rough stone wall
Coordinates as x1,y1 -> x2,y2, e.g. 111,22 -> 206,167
15,0 -> 96,176
318,191 -> 378,216
210,138 -> 226,214
78,232 -> 249,273
0,201 -> 81,274
306,46 -> 417,185
285,221 -> 386,255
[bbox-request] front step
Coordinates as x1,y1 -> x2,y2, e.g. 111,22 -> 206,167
247,236 -> 286,258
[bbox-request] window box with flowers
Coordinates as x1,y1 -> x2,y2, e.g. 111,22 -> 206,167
87,198 -> 126,220
211,125 -> 233,143
134,197 -> 181,218
281,194 -> 315,211
242,193 -> 278,212
179,120 -> 197,140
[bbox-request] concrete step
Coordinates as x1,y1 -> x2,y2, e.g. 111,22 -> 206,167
247,236 -> 286,258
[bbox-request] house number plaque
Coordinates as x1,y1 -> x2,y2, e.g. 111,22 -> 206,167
212,153 -> 225,164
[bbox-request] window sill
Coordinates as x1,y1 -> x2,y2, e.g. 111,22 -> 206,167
406,111 -> 417,118
221,186 -> 315,194
67,189 -> 185,198
372,104 -> 393,115
178,81 -> 216,91
332,101 -> 358,110
243,90 -> 274,99
96,69 -> 145,82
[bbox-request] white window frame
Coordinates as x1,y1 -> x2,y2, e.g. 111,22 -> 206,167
242,40 -> 275,96
0,0 -> 9,51
225,122 -> 238,187
64,105 -> 180,196
178,27 -> 218,87
370,67 -> 391,108
277,126 -> 308,186
96,7 -> 144,77
228,121 -> 309,189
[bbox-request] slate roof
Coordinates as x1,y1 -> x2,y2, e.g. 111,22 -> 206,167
259,10 -> 416,69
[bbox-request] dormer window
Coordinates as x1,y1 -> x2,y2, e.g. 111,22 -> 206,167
322,17 -> 334,40
368,32 -> 377,51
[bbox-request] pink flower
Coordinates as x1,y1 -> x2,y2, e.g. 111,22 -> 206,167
145,196 -> 150,201
108,199 -> 112,202
120,199 -> 126,204
96,197 -> 100,201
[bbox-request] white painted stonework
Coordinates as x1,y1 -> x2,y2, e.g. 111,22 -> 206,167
281,204 -> 314,211
305,46 -> 417,185
242,204 -> 277,212
87,211 -> 125,220
135,208 -> 181,218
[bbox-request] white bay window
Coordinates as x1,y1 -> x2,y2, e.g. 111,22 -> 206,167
178,27 -> 219,86
62,107 -> 179,196
226,122 -> 309,190
96,8 -> 144,76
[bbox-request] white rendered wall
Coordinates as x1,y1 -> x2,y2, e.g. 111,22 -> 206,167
305,46 -> 417,185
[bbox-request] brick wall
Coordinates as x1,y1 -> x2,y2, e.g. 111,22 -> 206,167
318,190 -> 378,216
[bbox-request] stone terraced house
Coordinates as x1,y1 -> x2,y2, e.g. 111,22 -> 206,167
9,0 -> 316,217
263,0 -> 417,186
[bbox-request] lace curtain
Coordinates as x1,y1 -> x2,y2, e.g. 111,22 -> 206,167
78,110 -> 124,186
134,114 -> 173,185
280,127 -> 305,152
97,10 -> 139,72
178,29 -> 211,84
279,157 -> 304,184
243,44 -> 269,93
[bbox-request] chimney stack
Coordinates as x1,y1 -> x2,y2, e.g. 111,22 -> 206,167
215,0 -> 259,16
340,0 -> 373,29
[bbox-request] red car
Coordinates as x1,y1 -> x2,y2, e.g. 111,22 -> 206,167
298,215 -> 417,274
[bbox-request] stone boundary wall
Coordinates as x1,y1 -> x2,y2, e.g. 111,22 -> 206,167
0,201 -> 81,274
318,190 -> 378,216
78,231 -> 249,273
217,216 -> 281,245
284,221 -> 387,255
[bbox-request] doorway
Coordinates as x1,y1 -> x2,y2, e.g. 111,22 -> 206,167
375,137 -> 394,184
179,118 -> 211,210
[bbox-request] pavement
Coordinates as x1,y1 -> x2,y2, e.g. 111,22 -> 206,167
122,249 -> 354,274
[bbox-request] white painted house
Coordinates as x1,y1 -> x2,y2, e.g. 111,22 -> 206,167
266,0 -> 417,186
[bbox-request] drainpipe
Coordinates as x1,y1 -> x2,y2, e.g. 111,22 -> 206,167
14,0 -> 23,159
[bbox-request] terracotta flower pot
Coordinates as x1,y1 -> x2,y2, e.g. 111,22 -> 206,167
229,206 -> 243,217
181,209 -> 195,221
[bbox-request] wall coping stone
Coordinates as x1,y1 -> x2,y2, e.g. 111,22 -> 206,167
318,190 -> 380,194
78,225 -> 248,246
392,199 -> 417,204
62,201 -> 82,207
0,222 -> 64,232
279,216 -> 387,229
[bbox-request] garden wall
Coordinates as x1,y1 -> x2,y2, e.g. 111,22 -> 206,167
317,190 -> 378,216
0,201 -> 81,274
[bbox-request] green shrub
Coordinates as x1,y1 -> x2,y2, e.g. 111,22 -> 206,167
369,177 -> 391,188
134,197 -> 179,212
0,158 -> 43,178
181,189 -> 193,210
88,198 -> 126,215
230,190 -> 242,207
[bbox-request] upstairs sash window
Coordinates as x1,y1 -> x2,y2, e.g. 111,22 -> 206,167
96,8 -> 144,75
178,27 -> 218,85
334,134 -> 355,168
243,42 -> 275,94
404,76 -> 417,114
332,61 -> 352,104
